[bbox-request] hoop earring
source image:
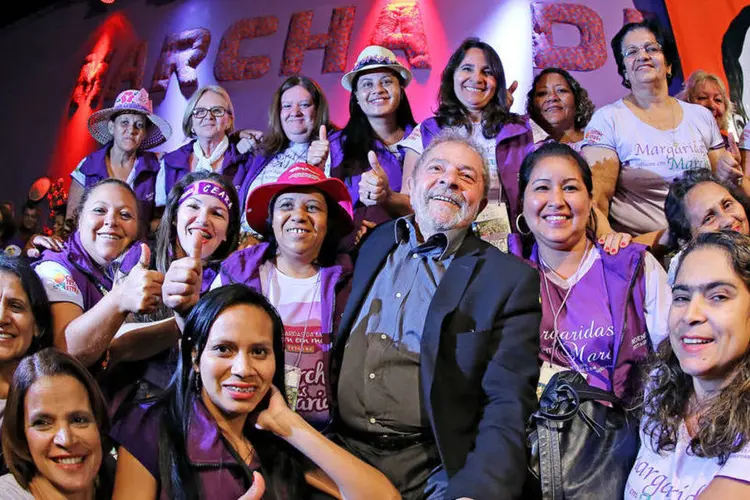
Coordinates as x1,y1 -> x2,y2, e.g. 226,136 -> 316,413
516,213 -> 532,236
194,373 -> 202,393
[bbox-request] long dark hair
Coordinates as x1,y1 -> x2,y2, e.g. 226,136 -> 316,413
665,169 -> 750,248
517,142 -> 597,257
157,285 -> 306,500
338,70 -> 416,179
722,6 -> 750,124
1,348 -> 111,497
435,37 -> 521,138
526,67 -> 595,132
263,76 -> 334,156
643,231 -> 750,465
155,171 -> 241,275
0,256 -> 52,355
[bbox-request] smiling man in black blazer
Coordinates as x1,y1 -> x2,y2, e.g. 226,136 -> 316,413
332,131 -> 542,500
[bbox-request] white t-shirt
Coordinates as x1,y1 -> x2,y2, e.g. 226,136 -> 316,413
625,418 -> 750,499
34,261 -> 85,309
583,99 -> 723,235
738,121 -> 750,151
0,474 -> 34,500
542,248 -> 671,351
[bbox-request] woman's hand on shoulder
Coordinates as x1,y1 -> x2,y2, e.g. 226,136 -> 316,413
598,232 -> 633,255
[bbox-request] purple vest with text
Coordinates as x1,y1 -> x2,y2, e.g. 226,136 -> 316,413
420,116 -> 535,232
35,231 -> 144,310
76,146 -> 159,231
514,242 -> 650,403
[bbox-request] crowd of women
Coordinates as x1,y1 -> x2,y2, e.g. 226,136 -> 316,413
0,17 -> 748,500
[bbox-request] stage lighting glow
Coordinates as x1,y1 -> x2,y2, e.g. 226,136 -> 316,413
476,0 -> 533,113
101,0 -> 115,4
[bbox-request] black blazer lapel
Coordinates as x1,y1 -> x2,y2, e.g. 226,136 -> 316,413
336,221 -> 398,345
420,235 -> 483,410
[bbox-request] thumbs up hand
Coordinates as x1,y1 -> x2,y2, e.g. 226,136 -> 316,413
116,243 -> 164,314
306,125 -> 330,168
163,232 -> 205,315
359,151 -> 390,206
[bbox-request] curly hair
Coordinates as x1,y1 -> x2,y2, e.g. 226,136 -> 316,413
526,68 -> 595,133
435,37 -> 522,138
611,19 -> 679,90
642,231 -> 750,465
664,169 -> 750,248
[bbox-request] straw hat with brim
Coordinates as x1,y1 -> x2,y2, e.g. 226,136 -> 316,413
245,163 -> 354,236
88,88 -> 172,150
341,45 -> 413,92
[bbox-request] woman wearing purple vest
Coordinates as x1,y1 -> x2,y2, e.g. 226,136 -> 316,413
156,85 -> 248,211
401,37 -> 535,239
308,46 -> 416,239
237,77 -> 335,236
512,142 -> 671,404
68,89 -> 172,236
106,171 -> 242,399
34,179 -> 164,369
212,163 -> 353,430
111,285 -> 398,500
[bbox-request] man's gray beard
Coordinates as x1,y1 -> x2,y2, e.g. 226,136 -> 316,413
413,195 -> 479,233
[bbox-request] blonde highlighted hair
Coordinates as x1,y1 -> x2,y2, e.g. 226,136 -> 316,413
677,70 -> 733,130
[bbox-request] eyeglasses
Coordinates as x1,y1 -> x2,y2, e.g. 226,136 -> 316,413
192,106 -> 231,119
622,42 -> 663,59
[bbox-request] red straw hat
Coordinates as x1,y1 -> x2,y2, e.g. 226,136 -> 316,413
245,163 -> 354,235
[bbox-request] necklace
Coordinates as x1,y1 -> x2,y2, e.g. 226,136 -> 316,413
539,241 -> 591,372
269,263 -> 321,367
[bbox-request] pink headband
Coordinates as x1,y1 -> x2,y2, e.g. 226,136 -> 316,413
179,181 -> 233,209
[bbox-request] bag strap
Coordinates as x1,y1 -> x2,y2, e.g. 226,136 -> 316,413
537,420 -> 564,499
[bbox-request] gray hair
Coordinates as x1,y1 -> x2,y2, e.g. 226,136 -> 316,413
412,129 -> 490,201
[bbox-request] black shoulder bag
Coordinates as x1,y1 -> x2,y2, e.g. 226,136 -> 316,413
524,370 -> 640,500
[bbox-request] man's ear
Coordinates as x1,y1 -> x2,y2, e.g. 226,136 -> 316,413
405,175 -> 415,196
107,121 -> 115,135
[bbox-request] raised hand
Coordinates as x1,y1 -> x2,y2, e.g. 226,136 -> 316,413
116,243 -> 164,314
162,232 -> 204,315
236,129 -> 264,155
254,386 -> 296,438
237,472 -> 266,500
715,150 -> 745,186
307,125 -> 330,168
506,80 -> 519,108
359,151 -> 390,206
